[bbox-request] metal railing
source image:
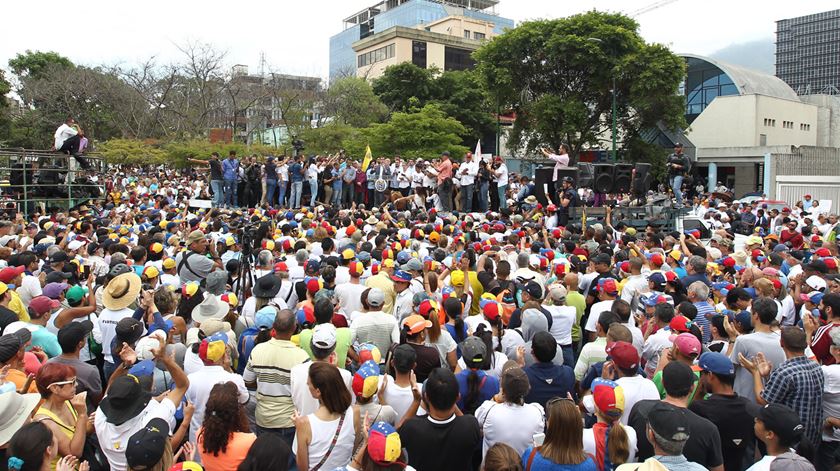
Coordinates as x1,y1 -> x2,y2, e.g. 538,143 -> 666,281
0,148 -> 105,215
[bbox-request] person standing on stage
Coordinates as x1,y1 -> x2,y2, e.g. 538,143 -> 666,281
542,144 -> 570,204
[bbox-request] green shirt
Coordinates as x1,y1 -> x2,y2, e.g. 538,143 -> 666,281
652,366 -> 702,403
566,292 -> 586,342
298,326 -> 352,369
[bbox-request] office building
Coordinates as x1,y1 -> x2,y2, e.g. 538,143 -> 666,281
329,0 -> 514,81
775,9 -> 840,95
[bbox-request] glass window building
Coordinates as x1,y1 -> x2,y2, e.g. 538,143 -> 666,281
776,9 -> 840,95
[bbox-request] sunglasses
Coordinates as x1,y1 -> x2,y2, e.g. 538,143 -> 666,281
47,377 -> 77,389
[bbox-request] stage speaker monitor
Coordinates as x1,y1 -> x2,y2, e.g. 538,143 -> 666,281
577,163 -> 594,188
613,163 -> 634,193
633,163 -> 652,196
592,163 -> 615,194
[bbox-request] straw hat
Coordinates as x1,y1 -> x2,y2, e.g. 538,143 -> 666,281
103,273 -> 142,310
191,295 -> 229,323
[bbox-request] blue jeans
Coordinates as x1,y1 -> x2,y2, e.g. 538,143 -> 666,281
461,183 -> 474,212
669,174 -> 684,205
332,185 -> 342,206
211,180 -> 224,206
290,181 -> 303,208
308,178 -> 318,206
265,180 -> 276,206
498,184 -> 508,209
278,181 -> 287,207
561,345 -> 575,369
478,181 -> 489,212
223,179 -> 237,207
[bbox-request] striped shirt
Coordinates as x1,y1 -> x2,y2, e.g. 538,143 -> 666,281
693,301 -> 716,344
243,338 -> 310,429
350,311 -> 400,357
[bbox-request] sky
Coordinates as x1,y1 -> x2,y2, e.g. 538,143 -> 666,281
1,0 -> 838,80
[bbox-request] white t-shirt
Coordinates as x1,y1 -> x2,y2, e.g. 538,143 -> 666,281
186,365 -> 249,443
823,364 -> 840,441
426,331 -> 457,369
381,376 -> 415,423
583,424 -> 638,464
475,401 -> 545,456
457,351 -> 508,379
290,361 -> 353,416
98,307 -> 139,363
95,398 -> 177,471
543,305 -> 576,345
335,282 -> 367,318
585,300 -> 615,334
496,163 -> 509,187
581,375 -> 660,425
745,455 -> 775,471
54,123 -> 78,149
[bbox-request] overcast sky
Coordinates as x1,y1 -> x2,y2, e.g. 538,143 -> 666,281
1,0 -> 838,79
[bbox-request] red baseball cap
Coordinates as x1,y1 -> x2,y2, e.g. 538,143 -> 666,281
598,278 -> 619,295
29,295 -> 60,316
650,254 -> 664,266
664,271 -> 678,282
348,261 -> 364,277
418,300 -> 439,319
606,341 -> 639,369
274,262 -> 289,273
0,266 -> 24,283
824,258 -> 838,270
669,315 -> 693,333
483,301 -> 501,322
816,248 -> 831,258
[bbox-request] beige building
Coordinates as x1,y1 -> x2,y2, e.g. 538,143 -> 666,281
353,16 -> 495,80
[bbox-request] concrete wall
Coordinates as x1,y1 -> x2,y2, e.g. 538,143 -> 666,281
356,37 -> 413,79
800,94 -> 840,148
688,94 -> 819,148
427,15 -> 494,39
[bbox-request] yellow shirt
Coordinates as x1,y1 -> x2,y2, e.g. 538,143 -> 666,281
9,291 -> 29,322
365,272 -> 396,315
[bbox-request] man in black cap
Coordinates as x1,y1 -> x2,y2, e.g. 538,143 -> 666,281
507,281 -> 553,330
748,403 -> 810,470
645,402 -> 707,470
95,336 -> 189,471
629,361 -> 724,470
667,142 -> 688,208
557,175 -> 578,227
44,250 -> 69,276
586,252 -> 614,305
47,320 -> 102,409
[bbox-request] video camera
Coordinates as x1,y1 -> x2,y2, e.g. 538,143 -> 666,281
291,137 -> 305,157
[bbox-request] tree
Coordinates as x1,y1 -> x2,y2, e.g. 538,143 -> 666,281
0,70 -> 11,144
8,50 -> 73,80
299,124 -> 359,155
371,63 -> 437,112
362,104 -> 468,159
431,70 -> 495,146
322,77 -> 387,128
473,11 -> 686,162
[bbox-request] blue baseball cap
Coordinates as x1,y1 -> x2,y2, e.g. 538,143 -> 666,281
648,272 -> 666,289
734,310 -> 753,330
129,359 -> 156,377
255,306 -> 277,329
390,270 -> 412,283
698,352 -> 735,375
396,251 -> 412,265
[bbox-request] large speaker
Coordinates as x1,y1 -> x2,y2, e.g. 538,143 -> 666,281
534,167 -> 554,206
633,163 -> 652,196
614,163 -> 633,193
533,166 -> 580,205
578,163 -> 594,188
592,164 -> 615,194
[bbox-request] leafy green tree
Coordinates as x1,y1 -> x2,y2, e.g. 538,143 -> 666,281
0,70 -> 12,144
362,104 -> 468,159
299,124 -> 359,155
323,77 -> 388,128
431,70 -> 495,146
371,63 -> 437,112
473,11 -> 686,162
97,139 -> 169,165
8,50 -> 73,79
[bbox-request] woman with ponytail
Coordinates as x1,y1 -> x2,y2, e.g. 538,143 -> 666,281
582,379 -> 636,471
417,299 -> 457,371
460,324 -> 509,379
455,336 -> 499,415
443,297 -> 467,347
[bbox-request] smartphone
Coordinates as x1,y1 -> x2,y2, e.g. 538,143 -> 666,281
81,264 -> 90,278
533,433 -> 545,446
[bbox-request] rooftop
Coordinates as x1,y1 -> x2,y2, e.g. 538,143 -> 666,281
681,53 -> 799,101
344,0 -> 499,24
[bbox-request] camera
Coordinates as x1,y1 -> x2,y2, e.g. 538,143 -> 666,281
291,137 -> 305,157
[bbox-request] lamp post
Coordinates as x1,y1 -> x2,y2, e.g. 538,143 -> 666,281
587,37 -> 617,162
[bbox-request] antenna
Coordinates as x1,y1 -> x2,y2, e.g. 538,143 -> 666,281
259,52 -> 267,77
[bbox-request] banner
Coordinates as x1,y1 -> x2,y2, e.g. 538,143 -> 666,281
362,145 -> 373,172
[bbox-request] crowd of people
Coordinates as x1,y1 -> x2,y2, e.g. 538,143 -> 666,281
0,147 -> 839,471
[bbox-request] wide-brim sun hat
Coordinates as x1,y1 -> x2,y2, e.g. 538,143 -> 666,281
0,390 -> 41,444
252,274 -> 282,298
103,273 -> 142,310
191,294 -> 229,324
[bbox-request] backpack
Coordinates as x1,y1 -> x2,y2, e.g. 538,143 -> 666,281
237,326 -> 261,375
496,288 -> 518,327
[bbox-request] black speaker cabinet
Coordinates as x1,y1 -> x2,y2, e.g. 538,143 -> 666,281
614,163 -> 634,194
578,163 -> 594,188
592,163 -> 615,194
633,163 -> 652,195
534,166 -> 580,205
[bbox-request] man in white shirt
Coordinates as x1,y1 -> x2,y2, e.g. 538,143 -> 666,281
349,288 -> 400,356
335,262 -> 368,321
457,152 -> 479,212
186,333 -> 249,444
493,156 -> 509,211
642,303 -> 676,377
276,159 -> 289,207
290,324 -> 352,416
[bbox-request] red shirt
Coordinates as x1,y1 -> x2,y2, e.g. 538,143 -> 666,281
811,321 -> 840,365
780,229 -> 804,249
436,159 -> 453,184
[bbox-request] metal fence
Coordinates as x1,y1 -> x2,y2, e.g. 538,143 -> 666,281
0,149 -> 105,215
774,146 -> 840,176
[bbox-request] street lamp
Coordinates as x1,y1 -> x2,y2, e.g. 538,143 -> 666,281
587,37 -> 617,162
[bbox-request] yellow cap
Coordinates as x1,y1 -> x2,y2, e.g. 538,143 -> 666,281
162,258 -> 176,269
142,266 -> 160,279
450,270 -> 465,287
